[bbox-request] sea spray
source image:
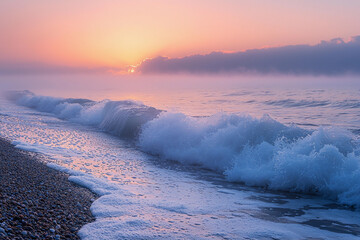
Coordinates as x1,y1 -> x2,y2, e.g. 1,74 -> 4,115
138,112 -> 360,207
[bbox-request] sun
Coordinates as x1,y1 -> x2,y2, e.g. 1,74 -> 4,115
128,67 -> 136,74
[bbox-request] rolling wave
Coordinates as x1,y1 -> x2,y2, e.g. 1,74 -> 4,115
264,98 -> 360,109
264,99 -> 330,108
8,91 -> 161,138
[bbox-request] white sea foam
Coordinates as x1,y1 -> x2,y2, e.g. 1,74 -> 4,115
139,112 -> 360,207
8,91 -> 360,207
12,91 -> 161,138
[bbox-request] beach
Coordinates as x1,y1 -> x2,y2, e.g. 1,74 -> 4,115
1,91 -> 360,239
0,137 -> 97,239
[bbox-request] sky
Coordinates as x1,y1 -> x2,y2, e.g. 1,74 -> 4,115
1,0 -> 360,75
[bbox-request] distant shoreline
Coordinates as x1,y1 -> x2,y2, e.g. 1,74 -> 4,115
0,137 -> 97,239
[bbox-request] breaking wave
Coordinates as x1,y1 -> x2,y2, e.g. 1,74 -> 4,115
139,112 -> 360,207
7,91 -> 360,207
8,91 -> 161,138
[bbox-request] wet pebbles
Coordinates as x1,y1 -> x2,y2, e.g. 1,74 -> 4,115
0,138 -> 97,239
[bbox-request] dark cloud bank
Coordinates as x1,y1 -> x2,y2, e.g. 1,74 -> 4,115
137,36 -> 360,75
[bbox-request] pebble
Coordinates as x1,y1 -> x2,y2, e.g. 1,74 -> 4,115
0,138 -> 98,239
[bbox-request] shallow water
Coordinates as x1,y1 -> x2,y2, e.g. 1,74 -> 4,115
1,76 -> 360,239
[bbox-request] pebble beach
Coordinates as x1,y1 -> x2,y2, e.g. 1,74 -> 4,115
0,137 -> 97,239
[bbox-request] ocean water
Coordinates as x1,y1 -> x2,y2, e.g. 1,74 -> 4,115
0,75 -> 360,239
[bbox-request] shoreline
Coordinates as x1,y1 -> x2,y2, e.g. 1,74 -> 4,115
0,137 -> 97,239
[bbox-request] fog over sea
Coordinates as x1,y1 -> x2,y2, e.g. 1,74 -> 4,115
1,74 -> 360,239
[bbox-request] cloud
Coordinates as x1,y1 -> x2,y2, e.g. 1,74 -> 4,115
137,36 -> 360,75
0,62 -> 124,75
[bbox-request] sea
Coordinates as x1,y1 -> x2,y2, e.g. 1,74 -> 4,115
0,74 -> 360,239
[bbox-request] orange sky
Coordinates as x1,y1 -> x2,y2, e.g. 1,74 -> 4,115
1,0 -> 360,70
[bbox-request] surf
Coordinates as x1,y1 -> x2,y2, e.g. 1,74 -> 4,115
7,90 -> 360,208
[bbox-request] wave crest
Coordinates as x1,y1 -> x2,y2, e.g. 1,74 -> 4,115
9,91 -> 161,138
139,112 -> 360,207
